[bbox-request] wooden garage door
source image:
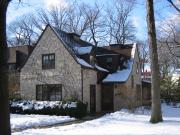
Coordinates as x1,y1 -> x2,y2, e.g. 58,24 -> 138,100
101,84 -> 114,111
90,85 -> 96,113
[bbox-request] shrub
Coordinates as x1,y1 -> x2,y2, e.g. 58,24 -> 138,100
160,77 -> 180,103
9,100 -> 87,118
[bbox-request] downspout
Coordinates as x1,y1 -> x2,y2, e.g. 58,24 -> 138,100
81,68 -> 83,101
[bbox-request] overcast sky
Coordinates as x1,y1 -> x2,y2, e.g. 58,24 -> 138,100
7,0 -> 179,41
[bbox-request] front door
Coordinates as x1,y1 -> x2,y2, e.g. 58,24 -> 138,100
90,85 -> 96,113
102,84 -> 114,111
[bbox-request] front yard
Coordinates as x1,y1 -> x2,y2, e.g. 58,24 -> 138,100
12,103 -> 180,135
11,114 -> 75,131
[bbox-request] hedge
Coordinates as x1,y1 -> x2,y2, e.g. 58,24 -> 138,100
10,100 -> 87,118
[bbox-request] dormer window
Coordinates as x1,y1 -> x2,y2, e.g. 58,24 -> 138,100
42,53 -> 55,69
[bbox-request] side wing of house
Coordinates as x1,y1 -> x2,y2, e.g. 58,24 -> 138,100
20,26 -> 82,100
113,44 -> 142,110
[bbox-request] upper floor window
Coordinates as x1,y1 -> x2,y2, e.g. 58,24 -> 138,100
42,53 -> 55,69
8,63 -> 16,71
107,57 -> 112,63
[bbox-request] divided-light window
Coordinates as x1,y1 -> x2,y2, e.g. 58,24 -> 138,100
42,53 -> 55,69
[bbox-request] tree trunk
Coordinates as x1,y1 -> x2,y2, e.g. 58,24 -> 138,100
0,1 -> 11,135
146,0 -> 163,123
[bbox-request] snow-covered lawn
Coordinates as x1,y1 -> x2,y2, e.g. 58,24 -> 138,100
11,114 -> 75,130
13,103 -> 180,135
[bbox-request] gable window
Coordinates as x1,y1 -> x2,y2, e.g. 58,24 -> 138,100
8,63 -> 16,71
106,57 -> 113,69
42,53 -> 55,69
36,84 -> 62,101
107,57 -> 112,63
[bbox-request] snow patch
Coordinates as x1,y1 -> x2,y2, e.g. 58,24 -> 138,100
76,57 -> 93,68
11,114 -> 75,130
95,64 -> 109,72
13,103 -> 180,135
74,46 -> 92,55
103,60 -> 133,82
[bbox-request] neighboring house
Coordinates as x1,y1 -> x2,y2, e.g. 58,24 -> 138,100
7,45 -> 34,97
20,25 -> 144,113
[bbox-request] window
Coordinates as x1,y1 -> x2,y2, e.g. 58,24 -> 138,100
42,54 -> 55,69
8,63 -> 16,70
107,57 -> 112,63
106,57 -> 113,69
36,84 -> 62,101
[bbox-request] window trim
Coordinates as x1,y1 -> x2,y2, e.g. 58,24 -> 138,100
42,53 -> 55,70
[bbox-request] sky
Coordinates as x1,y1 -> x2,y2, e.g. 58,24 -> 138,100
7,0 -> 179,41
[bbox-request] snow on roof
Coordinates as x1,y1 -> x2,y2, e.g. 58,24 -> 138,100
74,46 -> 92,55
103,60 -> 133,82
103,43 -> 136,83
95,64 -> 109,72
76,57 -> 93,68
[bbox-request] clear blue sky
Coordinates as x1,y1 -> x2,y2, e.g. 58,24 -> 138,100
7,0 -> 177,41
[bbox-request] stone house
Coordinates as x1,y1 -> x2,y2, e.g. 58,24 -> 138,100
7,45 -> 34,97
20,25 -> 145,112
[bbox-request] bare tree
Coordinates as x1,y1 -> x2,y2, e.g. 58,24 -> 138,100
106,0 -> 135,44
146,0 -> 163,123
65,2 -> 90,35
0,0 -> 12,134
80,3 -> 105,46
137,40 -> 149,79
167,0 -> 180,12
157,17 -> 180,58
7,14 -> 39,46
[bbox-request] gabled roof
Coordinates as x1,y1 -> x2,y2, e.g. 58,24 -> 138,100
46,25 -> 108,72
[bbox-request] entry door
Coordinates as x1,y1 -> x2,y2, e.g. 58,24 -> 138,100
90,85 -> 96,113
102,84 -> 114,111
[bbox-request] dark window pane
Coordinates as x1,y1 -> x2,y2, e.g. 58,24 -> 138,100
42,54 -> 55,69
36,84 -> 62,101
36,85 -> 42,100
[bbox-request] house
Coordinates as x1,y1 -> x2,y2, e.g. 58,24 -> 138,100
20,25 -> 144,113
7,45 -> 34,97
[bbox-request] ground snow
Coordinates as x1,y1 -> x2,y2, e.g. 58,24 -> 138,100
13,103 -> 180,135
11,114 -> 75,130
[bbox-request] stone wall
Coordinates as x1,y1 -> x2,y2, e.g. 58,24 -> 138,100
8,71 -> 20,98
114,45 -> 142,111
82,69 -> 101,112
20,26 -> 82,100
